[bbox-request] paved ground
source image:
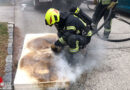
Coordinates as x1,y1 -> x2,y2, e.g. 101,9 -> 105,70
0,0 -> 14,22
0,0 -> 130,90
14,0 -> 56,36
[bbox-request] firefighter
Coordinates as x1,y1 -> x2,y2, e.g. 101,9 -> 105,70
92,0 -> 118,38
45,8 -> 92,54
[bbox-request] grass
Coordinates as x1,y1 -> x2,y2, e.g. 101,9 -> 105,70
0,22 -> 8,77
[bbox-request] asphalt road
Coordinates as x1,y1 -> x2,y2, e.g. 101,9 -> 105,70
14,0 -> 93,36
0,0 -> 130,90
14,0 -> 56,36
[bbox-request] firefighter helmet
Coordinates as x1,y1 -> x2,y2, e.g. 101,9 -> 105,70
45,8 -> 60,26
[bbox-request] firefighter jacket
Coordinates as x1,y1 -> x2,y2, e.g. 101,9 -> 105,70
54,12 -> 92,53
99,0 -> 118,5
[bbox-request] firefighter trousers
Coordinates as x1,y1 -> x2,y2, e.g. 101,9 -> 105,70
92,3 -> 116,37
67,34 -> 91,53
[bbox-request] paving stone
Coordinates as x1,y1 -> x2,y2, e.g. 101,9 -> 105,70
6,55 -> 12,63
3,72 -> 12,82
9,35 -> 13,39
3,23 -> 13,90
8,28 -> 13,33
7,47 -> 13,55
5,62 -> 12,72
8,42 -> 12,48
2,82 -> 12,90
9,31 -> 13,36
8,24 -> 13,28
2,85 -> 12,90
8,38 -> 13,43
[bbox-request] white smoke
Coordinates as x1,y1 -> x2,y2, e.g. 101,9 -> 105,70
53,37 -> 106,86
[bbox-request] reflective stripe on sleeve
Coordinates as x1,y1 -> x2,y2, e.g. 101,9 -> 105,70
66,26 -> 76,31
75,8 -> 80,14
59,37 -> 65,44
86,30 -> 93,36
69,41 -> 79,53
73,15 -> 87,27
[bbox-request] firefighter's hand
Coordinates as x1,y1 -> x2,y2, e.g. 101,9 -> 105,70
51,44 -> 62,53
107,1 -> 116,9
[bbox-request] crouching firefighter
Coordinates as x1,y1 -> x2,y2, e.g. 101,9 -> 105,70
92,0 -> 118,38
45,8 -> 92,54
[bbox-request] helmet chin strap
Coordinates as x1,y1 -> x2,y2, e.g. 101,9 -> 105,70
49,24 -> 53,27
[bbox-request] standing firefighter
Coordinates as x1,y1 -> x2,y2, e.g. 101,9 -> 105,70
92,0 -> 118,38
45,8 -> 92,54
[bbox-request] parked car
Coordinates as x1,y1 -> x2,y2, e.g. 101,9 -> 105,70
116,0 -> 130,13
33,0 -> 52,8
33,0 -> 84,9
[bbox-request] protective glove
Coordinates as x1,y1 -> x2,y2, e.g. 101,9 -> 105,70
55,40 -> 63,47
51,44 -> 62,53
107,1 -> 116,10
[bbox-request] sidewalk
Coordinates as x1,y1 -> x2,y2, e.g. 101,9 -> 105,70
0,5 -> 14,22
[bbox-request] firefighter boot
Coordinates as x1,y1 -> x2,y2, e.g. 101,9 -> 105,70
103,31 -> 110,39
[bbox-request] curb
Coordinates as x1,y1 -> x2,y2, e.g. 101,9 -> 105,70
3,22 -> 14,90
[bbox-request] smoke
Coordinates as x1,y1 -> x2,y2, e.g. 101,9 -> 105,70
52,38 -> 106,88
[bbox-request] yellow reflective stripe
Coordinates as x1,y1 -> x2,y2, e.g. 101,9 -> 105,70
74,15 -> 87,27
116,1 -> 118,4
59,37 -> 65,44
86,30 -> 93,36
69,41 -> 79,53
80,18 -> 87,27
101,0 -> 111,4
110,19 -> 112,26
100,0 -> 118,4
66,26 -> 76,31
75,8 -> 80,14
109,19 -> 112,28
104,29 -> 111,32
76,30 -> 80,34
